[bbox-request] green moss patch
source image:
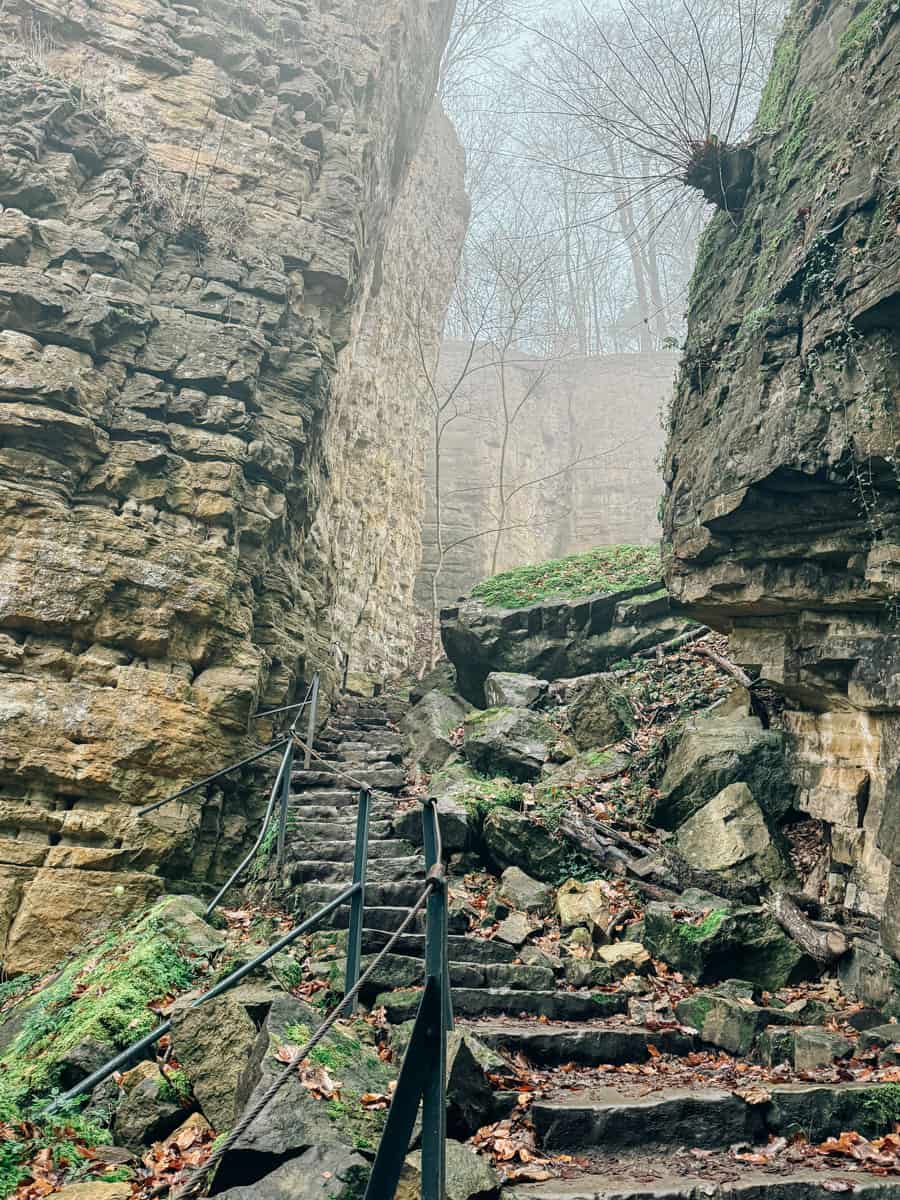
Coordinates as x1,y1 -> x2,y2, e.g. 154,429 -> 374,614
0,899 -> 207,1196
838,0 -> 894,64
471,545 -> 661,609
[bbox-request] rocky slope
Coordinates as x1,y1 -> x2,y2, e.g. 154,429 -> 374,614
0,0 -> 466,955
662,0 -> 900,938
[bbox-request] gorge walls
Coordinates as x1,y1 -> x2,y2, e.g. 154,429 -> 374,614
0,0 -> 464,969
418,345 -> 675,607
663,0 -> 899,941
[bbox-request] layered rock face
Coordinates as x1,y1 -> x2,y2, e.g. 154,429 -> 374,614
663,1 -> 899,935
0,0 -> 464,965
418,345 -> 675,606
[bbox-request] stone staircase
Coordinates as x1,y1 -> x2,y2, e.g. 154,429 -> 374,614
283,695 -> 900,1199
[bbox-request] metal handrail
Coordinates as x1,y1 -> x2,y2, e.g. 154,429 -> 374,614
67,679 -> 452,1199
43,881 -> 362,1115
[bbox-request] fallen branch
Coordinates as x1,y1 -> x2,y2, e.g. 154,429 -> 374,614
691,644 -> 754,690
770,889 -> 849,964
637,626 -> 710,658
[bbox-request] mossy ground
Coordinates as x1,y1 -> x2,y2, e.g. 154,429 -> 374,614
0,900 -> 204,1196
471,545 -> 661,609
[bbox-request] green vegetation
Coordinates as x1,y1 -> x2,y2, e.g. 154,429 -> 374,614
863,1082 -> 900,1131
679,908 -> 729,942
756,22 -> 801,129
0,900 -> 202,1197
838,0 -> 893,64
471,545 -> 661,609
158,1067 -> 193,1105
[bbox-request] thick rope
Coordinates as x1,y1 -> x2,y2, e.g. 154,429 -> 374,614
162,878 -> 437,1200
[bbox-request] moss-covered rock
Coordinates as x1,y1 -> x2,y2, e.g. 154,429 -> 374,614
482,808 -> 566,883
642,895 -> 804,989
462,707 -> 558,781
567,673 -> 634,751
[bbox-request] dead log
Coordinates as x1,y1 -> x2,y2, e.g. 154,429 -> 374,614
770,890 -> 849,965
691,644 -> 755,690
637,626 -> 710,658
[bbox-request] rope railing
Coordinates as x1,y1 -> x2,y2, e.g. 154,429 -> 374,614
57,683 -> 452,1200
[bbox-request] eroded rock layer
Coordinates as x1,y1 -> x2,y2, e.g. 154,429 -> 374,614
0,0 -> 464,962
663,0 -> 899,932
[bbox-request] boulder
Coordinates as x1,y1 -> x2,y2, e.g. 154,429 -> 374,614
447,1032 -> 508,1136
675,783 -> 789,887
675,992 -> 766,1056
113,1059 -> 186,1150
394,783 -> 472,855
498,867 -> 553,915
462,708 -> 557,781
171,985 -> 274,1131
482,808 -> 565,883
533,750 -> 630,805
484,672 -> 548,709
567,674 -> 633,750
401,691 -> 471,771
223,995 -> 393,1173
855,1024 -> 900,1057
495,911 -> 541,947
564,960 -> 614,988
792,1027 -> 854,1071
595,941 -> 651,977
441,587 -> 692,706
399,1139 -> 500,1200
409,661 -> 458,705
148,895 -> 228,958
642,893 -> 804,990
556,878 -> 614,938
214,1144 -> 369,1199
654,696 -> 794,830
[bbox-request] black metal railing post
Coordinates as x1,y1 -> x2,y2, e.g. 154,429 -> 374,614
343,786 -> 370,1012
422,798 -> 453,1032
304,673 -> 320,770
275,736 -> 294,873
420,834 -> 449,1198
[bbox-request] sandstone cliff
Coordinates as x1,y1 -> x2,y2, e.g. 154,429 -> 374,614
0,0 -> 465,967
663,0 -> 899,940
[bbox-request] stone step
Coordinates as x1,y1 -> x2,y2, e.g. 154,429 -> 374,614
321,747 -> 404,765
359,955 -> 555,996
533,1087 -> 759,1153
295,839 -> 416,862
287,802 -> 396,821
289,788 -> 358,805
532,1079 -> 900,1154
471,1020 -> 696,1066
298,879 -> 427,909
291,766 -> 406,790
504,1167 -> 900,1199
290,857 -> 425,885
289,819 -> 393,839
378,988 -> 628,1023
361,930 -> 518,965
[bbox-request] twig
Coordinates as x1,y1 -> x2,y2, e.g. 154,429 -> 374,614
636,626 -> 710,657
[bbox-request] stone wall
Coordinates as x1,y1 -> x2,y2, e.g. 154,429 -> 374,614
417,345 -> 675,607
662,0 -> 900,938
0,0 -> 463,968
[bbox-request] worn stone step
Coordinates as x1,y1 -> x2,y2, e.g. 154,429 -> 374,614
533,1087 -> 759,1153
378,988 -> 628,1023
291,766 -> 406,790
298,879 -> 427,909
288,788 -> 358,805
323,747 -> 404,765
471,1020 -> 696,1066
359,955 -> 555,996
289,818 -> 393,839
361,930 -> 518,964
295,839 -> 416,862
504,1168 -> 900,1199
287,802 -> 395,821
290,857 -> 425,885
